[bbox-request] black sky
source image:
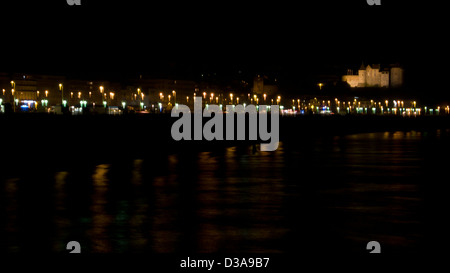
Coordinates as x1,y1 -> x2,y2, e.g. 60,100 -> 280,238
1,0 -> 447,96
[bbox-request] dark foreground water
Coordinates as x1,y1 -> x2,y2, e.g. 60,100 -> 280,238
1,129 -> 449,255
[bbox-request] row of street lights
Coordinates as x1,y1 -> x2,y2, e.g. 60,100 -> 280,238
6,82 -> 449,116
158,91 -> 281,106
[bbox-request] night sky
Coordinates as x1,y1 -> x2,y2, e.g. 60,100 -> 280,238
1,0 -> 447,97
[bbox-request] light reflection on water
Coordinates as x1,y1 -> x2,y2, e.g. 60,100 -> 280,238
1,130 -> 448,254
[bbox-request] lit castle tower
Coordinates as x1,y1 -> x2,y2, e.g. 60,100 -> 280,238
389,65 -> 404,88
342,63 -> 404,88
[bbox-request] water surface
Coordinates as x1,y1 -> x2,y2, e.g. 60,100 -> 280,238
1,130 -> 448,254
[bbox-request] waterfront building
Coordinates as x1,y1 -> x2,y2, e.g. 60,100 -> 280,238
342,63 -> 404,88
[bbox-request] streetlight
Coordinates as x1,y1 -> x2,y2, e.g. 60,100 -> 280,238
172,90 -> 176,103
137,88 -> 141,108
99,86 -> 104,105
45,90 -> 49,97
59,83 -> 64,106
263,93 -> 267,102
11,81 -> 15,112
230,93 -> 233,104
318,83 -> 323,90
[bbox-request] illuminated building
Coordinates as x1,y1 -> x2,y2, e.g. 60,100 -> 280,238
342,63 -> 404,88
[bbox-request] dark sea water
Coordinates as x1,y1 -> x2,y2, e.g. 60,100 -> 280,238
1,129 -> 449,255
